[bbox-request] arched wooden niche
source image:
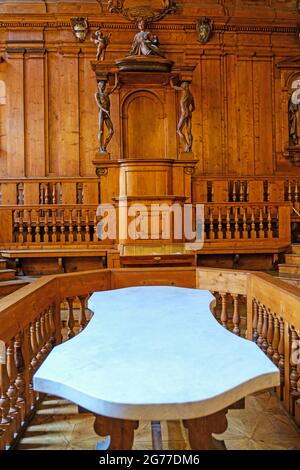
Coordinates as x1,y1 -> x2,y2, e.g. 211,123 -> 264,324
122,91 -> 166,159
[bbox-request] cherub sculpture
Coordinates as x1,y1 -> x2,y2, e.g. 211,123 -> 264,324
91,28 -> 111,61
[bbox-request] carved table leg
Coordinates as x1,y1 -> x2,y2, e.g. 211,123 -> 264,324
183,409 -> 229,450
94,415 -> 139,450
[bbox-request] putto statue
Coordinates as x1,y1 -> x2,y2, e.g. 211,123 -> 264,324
91,28 -> 111,61
170,78 -> 195,153
130,20 -> 163,56
95,75 -> 119,153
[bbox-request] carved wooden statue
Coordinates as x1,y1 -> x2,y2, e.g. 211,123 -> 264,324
91,29 -> 111,61
170,78 -> 195,153
289,83 -> 300,146
130,20 -> 163,56
95,76 -> 119,153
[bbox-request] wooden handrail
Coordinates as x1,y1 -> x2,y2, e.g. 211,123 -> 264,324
0,266 -> 299,450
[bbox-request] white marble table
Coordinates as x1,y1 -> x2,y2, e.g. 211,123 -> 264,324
33,286 -> 280,450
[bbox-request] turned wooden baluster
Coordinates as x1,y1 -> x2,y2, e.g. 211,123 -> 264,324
69,210 -> 74,243
226,208 -> 231,239
40,313 -> 49,359
30,323 -> 38,373
35,212 -> 41,243
52,184 -> 56,205
0,343 -> 11,443
217,208 -> 223,239
14,334 -> 26,423
234,208 -> 239,239
48,304 -> 59,346
288,180 -> 292,202
290,327 -> 300,413
278,318 -> 285,400
79,296 -> 88,332
52,212 -> 57,242
18,213 -> 24,243
25,326 -> 34,410
266,312 -> 274,359
35,317 -> 43,364
27,210 -> 32,243
256,303 -> 264,349
44,309 -> 53,353
44,184 -> 49,204
272,316 -> 280,368
220,293 -> 228,329
240,181 -> 244,202
67,298 -> 75,339
44,210 -> 49,243
259,208 -> 264,238
242,207 -> 248,239
77,210 -> 82,242
252,299 -> 258,343
232,294 -> 240,335
93,213 -> 98,242
267,207 -> 272,238
261,306 -> 269,353
232,181 -> 236,202
6,339 -> 19,437
295,181 -> 299,211
60,210 -> 66,243
85,210 -> 91,242
209,208 -> 214,239
250,208 -> 256,238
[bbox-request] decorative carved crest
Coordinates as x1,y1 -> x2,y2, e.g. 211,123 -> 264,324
70,17 -> 89,42
196,17 -> 213,44
98,0 -> 177,24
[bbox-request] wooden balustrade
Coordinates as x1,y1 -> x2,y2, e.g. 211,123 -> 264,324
7,205 -> 99,244
193,176 -> 300,210
0,178 -> 98,207
203,204 -> 282,241
1,266 -> 300,449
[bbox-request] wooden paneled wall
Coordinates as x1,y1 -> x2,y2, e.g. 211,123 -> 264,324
0,1 -> 299,182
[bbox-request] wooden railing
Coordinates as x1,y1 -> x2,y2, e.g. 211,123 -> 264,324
202,203 -> 290,242
0,178 -> 98,206
0,266 -> 299,449
193,176 -> 300,210
0,205 -> 100,245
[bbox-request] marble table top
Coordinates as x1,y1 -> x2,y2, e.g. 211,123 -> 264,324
33,286 -> 280,421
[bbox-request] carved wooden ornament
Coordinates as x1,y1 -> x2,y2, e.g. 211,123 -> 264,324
99,0 -> 177,23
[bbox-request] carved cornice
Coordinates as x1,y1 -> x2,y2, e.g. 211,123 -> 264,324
0,20 -> 298,35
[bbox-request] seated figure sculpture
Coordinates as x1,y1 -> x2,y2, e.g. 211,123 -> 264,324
130,19 -> 164,57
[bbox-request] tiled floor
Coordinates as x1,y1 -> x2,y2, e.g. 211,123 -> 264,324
17,391 -> 300,450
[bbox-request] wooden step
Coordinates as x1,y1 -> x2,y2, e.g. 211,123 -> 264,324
278,264 -> 300,275
290,244 -> 300,254
277,273 -> 300,288
0,279 -> 30,298
0,269 -> 16,281
284,254 -> 300,265
0,259 -> 6,269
